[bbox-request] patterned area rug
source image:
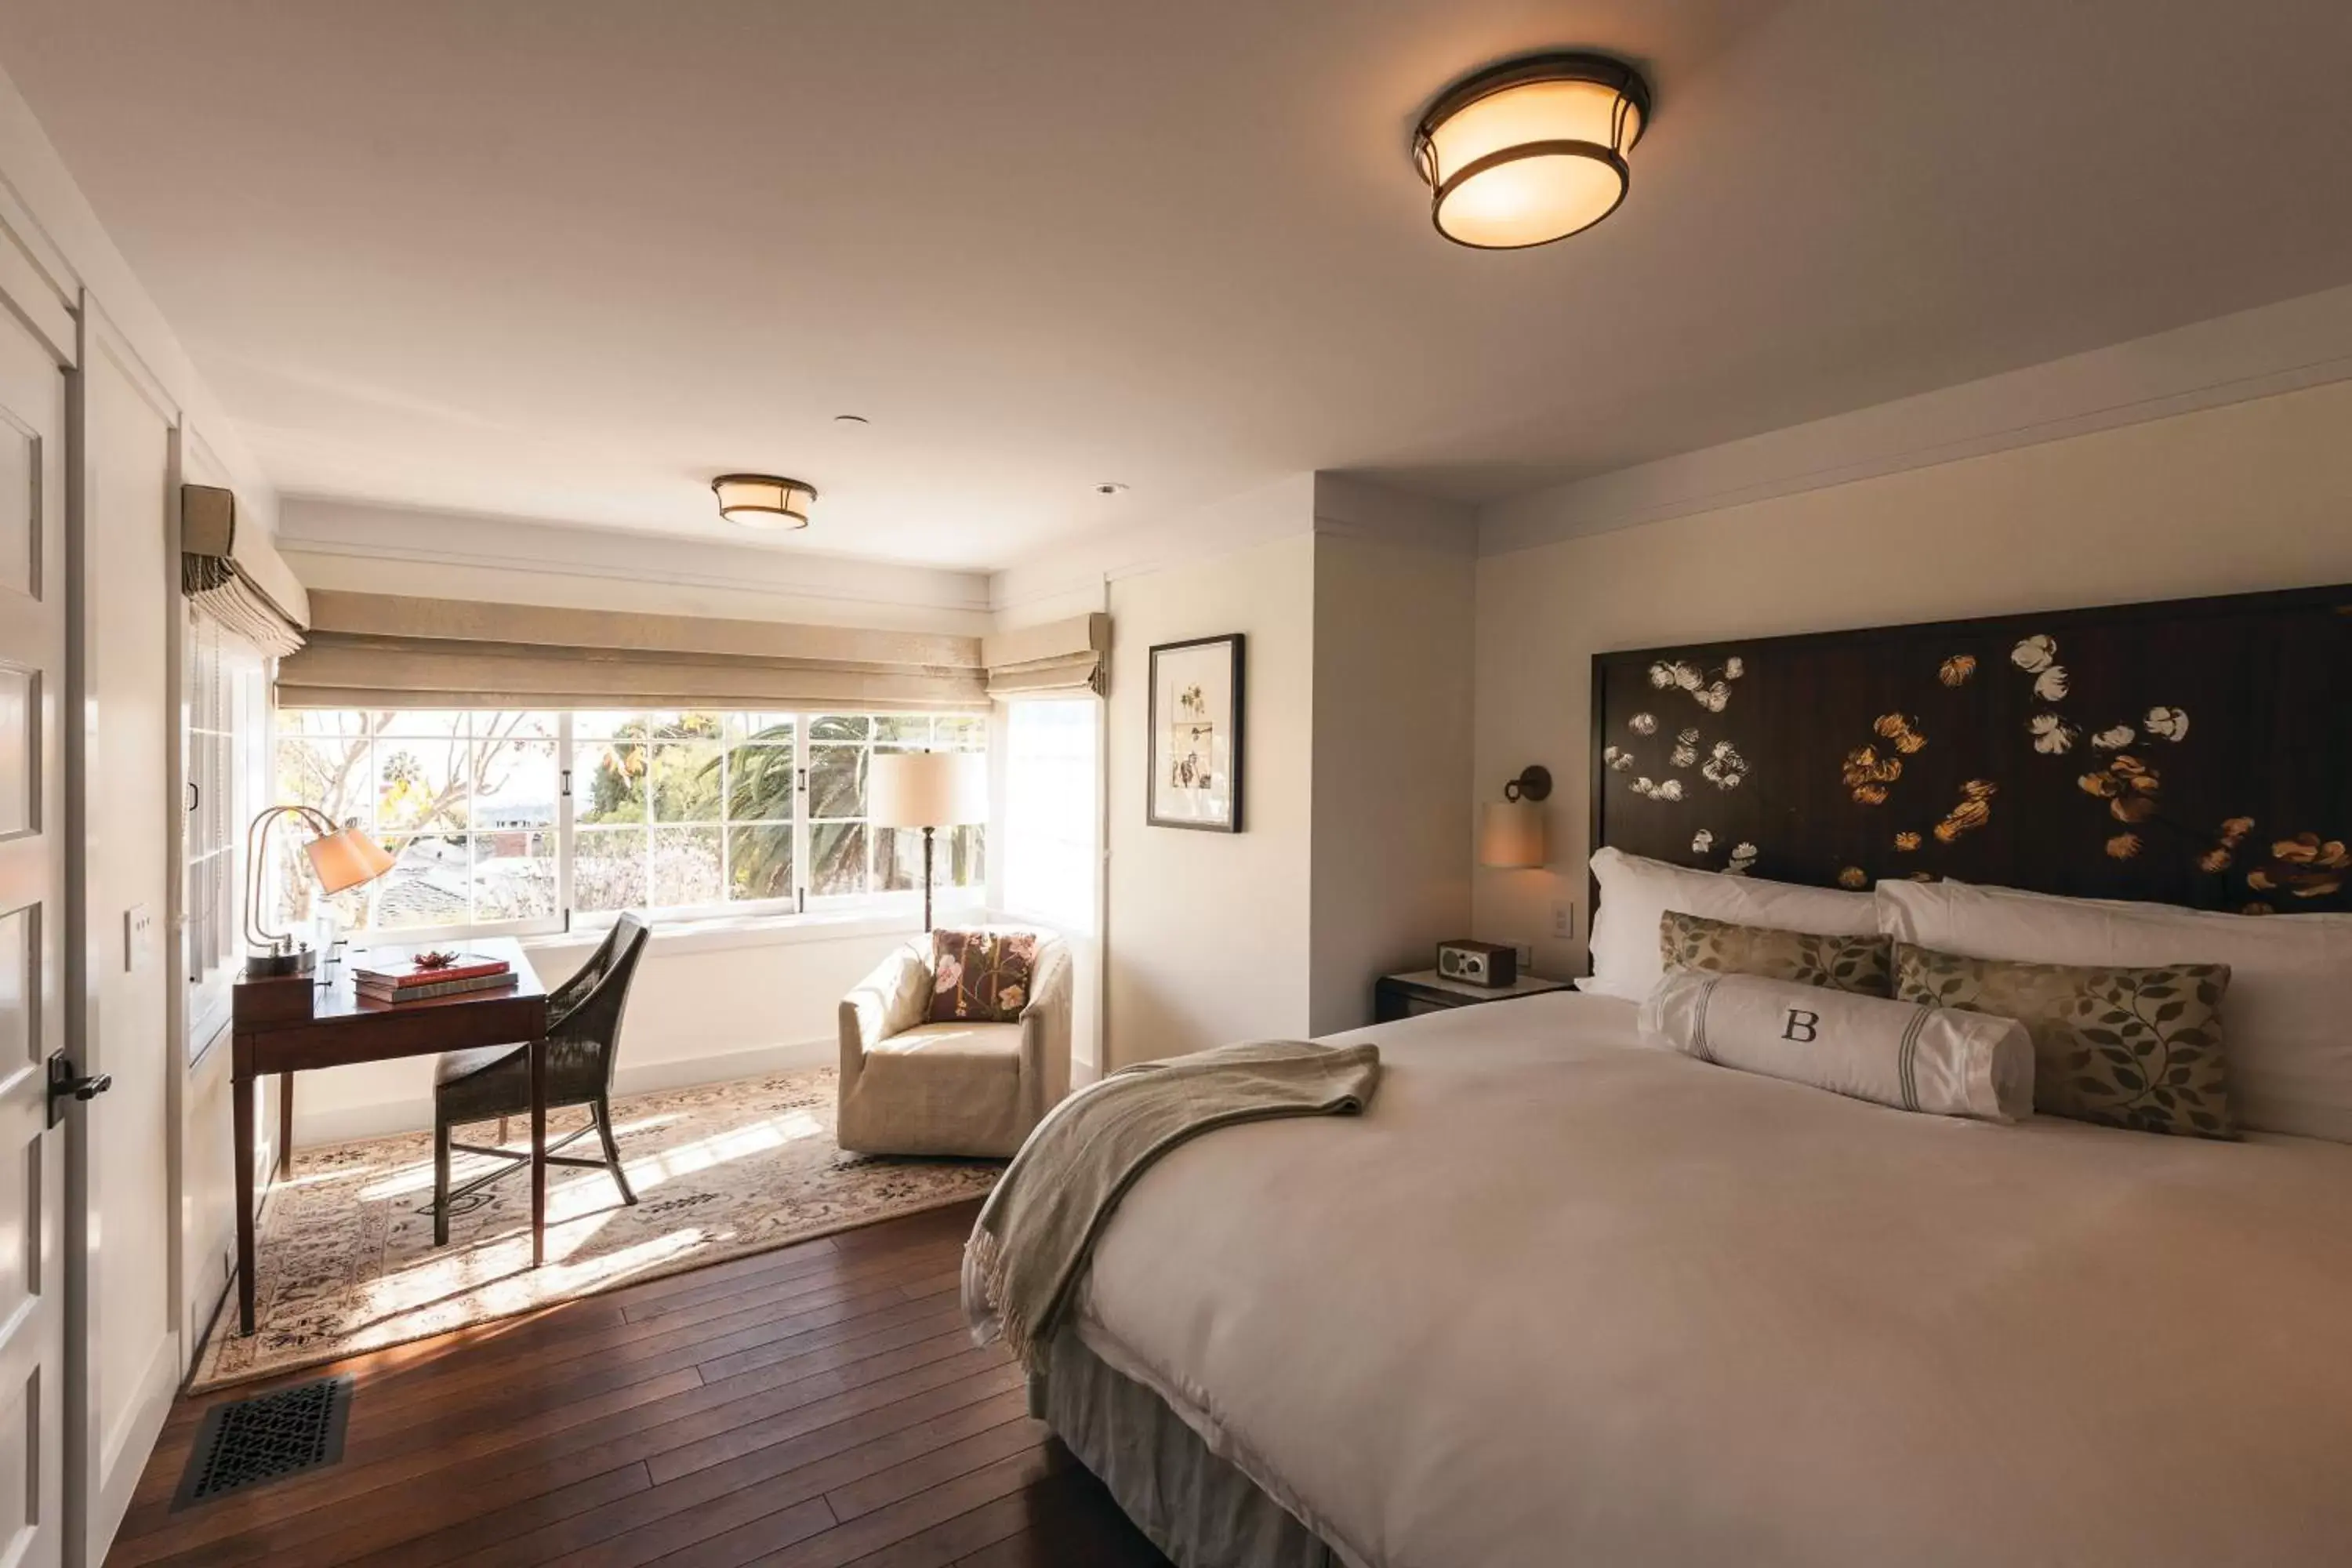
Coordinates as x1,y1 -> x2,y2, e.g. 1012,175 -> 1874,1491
192,1066 -> 1001,1392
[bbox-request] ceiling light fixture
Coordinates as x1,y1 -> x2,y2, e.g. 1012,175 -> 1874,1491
1414,52 -> 1650,250
711,473 -> 817,530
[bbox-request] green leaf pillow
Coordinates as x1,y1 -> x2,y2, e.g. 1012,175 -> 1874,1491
1893,943 -> 2235,1139
1658,910 -> 1893,997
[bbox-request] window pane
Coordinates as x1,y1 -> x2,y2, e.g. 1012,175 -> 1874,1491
650,742 -> 723,822
809,714 -> 870,743
574,710 -> 645,741
652,825 -> 723,906
873,716 -> 931,745
876,826 -> 924,892
481,711 -> 560,742
947,823 -> 985,887
278,709 -> 372,742
728,825 -> 794,901
576,740 -> 648,825
729,713 -> 797,745
376,735 -> 470,832
474,739 -> 558,830
278,734 -> 372,827
473,829 -> 556,920
370,833 -> 470,930
376,710 -> 468,739
811,822 -> 868,896
726,745 -> 795,823
808,745 -> 866,818
574,826 -> 648,913
935,715 -> 985,749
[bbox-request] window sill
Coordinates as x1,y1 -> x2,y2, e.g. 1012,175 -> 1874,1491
524,896 -> 990,959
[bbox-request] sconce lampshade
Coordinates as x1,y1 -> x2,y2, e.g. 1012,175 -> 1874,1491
1414,53 -> 1650,249
869,750 -> 988,829
1479,800 -> 1547,869
304,824 -> 397,894
712,474 -> 818,530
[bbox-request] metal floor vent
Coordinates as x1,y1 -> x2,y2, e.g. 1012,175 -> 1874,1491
172,1375 -> 353,1509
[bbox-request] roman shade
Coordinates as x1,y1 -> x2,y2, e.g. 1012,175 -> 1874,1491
982,613 -> 1109,698
275,590 -> 988,711
180,483 -> 310,657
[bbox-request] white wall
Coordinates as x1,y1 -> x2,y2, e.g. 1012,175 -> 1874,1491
1105,521 -> 1317,1067
1307,532 -> 1475,1033
1471,376 -> 2352,978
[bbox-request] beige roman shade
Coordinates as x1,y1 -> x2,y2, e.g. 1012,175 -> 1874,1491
276,590 -> 988,712
180,484 -> 310,657
982,612 -> 1109,698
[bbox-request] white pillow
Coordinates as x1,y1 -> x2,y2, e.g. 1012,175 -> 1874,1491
1875,878 -> 2352,1142
1582,847 -> 1878,1002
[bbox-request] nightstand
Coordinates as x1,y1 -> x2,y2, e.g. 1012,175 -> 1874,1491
1374,968 -> 1573,1023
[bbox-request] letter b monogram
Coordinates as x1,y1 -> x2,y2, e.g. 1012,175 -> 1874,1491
1781,1007 -> 1820,1043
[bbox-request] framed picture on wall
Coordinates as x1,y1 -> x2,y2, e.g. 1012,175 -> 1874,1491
1147,633 -> 1244,831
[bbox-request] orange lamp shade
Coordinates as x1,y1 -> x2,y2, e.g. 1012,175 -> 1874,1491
1479,800 -> 1547,869
304,825 -> 396,894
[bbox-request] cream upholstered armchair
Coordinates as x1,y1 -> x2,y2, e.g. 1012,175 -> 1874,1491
837,934 -> 1072,1157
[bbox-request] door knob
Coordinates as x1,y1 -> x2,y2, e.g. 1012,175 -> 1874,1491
46,1054 -> 112,1128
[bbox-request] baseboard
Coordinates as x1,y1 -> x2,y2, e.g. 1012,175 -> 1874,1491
289,1036 -> 837,1146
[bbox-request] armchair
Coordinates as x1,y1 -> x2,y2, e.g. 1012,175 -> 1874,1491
837,932 -> 1071,1157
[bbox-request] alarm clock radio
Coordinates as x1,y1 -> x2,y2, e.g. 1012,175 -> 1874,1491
1435,938 -> 1516,988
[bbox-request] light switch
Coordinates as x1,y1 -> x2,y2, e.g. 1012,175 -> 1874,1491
125,903 -> 156,972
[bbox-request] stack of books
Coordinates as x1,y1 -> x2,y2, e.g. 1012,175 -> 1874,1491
352,953 -> 515,1004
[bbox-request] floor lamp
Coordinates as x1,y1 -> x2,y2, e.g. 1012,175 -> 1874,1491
869,750 -> 987,932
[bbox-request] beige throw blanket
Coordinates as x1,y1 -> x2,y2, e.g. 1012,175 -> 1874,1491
963,1039 -> 1381,1373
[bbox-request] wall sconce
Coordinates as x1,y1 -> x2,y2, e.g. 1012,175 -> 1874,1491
1479,765 -> 1550,868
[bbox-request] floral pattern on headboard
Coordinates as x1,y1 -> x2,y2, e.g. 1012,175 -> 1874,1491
1589,585 -> 2352,913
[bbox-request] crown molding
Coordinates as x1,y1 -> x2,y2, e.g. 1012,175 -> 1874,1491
279,497 -> 992,617
1479,281 -> 2352,556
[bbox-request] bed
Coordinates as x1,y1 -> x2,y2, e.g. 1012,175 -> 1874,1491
1039,586 -> 2352,1566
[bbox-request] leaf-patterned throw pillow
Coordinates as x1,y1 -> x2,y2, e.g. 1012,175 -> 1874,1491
1893,943 -> 2235,1139
927,929 -> 1040,1025
1659,911 -> 1893,996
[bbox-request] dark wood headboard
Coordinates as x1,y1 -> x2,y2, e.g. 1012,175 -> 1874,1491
1588,585 -> 2352,913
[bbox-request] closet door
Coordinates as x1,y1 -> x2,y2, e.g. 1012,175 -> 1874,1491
0,274 -> 73,1568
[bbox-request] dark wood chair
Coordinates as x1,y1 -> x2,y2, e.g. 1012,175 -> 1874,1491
430,913 -> 651,1245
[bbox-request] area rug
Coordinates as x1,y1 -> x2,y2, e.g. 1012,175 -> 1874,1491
191,1066 -> 1001,1392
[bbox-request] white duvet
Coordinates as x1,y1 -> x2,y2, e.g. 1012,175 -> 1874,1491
1074,993 -> 2352,1568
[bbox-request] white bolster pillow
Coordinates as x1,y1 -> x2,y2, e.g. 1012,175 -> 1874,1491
1639,971 -> 2035,1123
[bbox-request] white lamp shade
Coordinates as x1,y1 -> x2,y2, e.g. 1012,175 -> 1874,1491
1479,800 -> 1547,869
869,750 -> 987,828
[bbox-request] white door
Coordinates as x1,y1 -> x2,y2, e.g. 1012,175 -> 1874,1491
0,280 -> 74,1568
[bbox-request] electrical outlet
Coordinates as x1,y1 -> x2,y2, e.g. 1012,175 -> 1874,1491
1550,900 -> 1574,940
1514,942 -> 1534,970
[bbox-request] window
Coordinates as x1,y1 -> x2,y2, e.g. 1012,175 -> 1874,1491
274,708 -> 985,937
183,613 -> 270,1057
1000,699 -> 1098,932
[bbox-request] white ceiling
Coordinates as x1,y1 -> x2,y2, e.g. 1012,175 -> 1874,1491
3,0 -> 2349,569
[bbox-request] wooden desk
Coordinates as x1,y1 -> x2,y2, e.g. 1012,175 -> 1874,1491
231,938 -> 550,1335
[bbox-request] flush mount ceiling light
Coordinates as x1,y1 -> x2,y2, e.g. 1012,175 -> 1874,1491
711,473 -> 817,530
1414,52 -> 1650,250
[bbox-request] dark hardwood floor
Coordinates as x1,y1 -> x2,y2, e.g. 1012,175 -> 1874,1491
109,1200 -> 1171,1568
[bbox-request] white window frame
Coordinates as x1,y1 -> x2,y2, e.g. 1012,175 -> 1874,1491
273,707 -> 987,944
183,617 -> 270,1059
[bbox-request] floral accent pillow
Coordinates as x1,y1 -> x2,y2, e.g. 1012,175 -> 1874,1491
1893,943 -> 2235,1139
1659,911 -> 1893,996
928,929 -> 1039,1025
